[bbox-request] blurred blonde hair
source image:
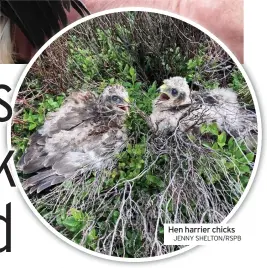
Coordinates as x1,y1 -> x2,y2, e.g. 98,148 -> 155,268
0,14 -> 13,64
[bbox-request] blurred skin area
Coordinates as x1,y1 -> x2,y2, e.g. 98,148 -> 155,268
13,0 -> 244,63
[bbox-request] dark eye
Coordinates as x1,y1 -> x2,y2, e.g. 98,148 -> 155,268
112,95 -> 122,103
171,88 -> 178,96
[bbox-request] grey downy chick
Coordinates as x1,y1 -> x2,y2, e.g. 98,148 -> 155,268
18,85 -> 130,194
150,76 -> 257,147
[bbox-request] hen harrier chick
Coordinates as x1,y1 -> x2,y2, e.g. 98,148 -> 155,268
19,85 -> 129,193
150,76 -> 257,140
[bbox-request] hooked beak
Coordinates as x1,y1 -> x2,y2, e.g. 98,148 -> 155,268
118,104 -> 130,114
157,84 -> 170,102
158,92 -> 171,101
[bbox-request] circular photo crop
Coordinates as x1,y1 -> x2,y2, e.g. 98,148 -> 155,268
11,10 -> 259,259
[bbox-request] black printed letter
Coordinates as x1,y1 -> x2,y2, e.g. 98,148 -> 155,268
0,84 -> 12,122
0,151 -> 15,187
0,203 -> 11,253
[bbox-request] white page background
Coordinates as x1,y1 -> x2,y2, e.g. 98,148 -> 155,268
0,1 -> 267,266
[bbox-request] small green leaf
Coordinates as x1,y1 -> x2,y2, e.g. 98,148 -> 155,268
212,143 -> 219,150
246,152 -> 254,162
63,217 -> 80,228
228,137 -> 235,147
217,132 -> 226,148
87,228 -> 97,242
109,77 -> 115,84
129,66 -> 135,77
208,123 -> 219,136
70,208 -> 83,221
239,165 -> 250,173
225,162 -> 234,169
29,122 -> 37,130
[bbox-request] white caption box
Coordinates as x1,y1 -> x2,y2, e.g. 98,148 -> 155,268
164,224 -> 242,245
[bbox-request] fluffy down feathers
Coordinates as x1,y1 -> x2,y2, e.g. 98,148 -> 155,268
150,76 -> 257,140
19,86 -> 129,193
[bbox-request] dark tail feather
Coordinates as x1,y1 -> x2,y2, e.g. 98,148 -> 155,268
22,170 -> 55,189
23,171 -> 66,194
36,175 -> 64,193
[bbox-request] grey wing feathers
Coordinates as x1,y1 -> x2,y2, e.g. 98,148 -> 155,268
18,86 -> 129,194
18,91 -> 99,193
23,171 -> 66,194
17,132 -> 47,171
39,91 -> 98,137
191,88 -> 257,140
